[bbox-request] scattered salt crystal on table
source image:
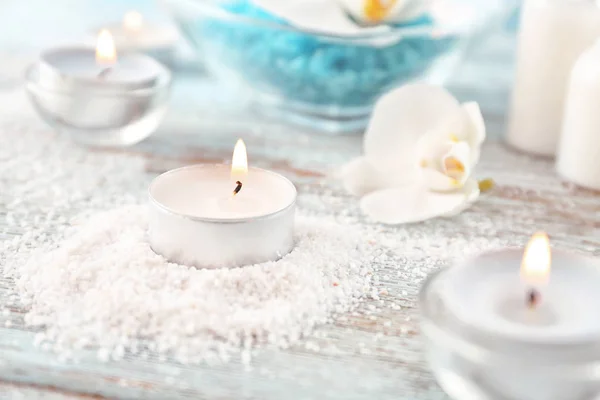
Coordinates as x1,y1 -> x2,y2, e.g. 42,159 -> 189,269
9,205 -> 379,364
0,87 -> 570,392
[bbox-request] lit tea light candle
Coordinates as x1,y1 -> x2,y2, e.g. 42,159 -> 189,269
38,30 -> 166,91
148,139 -> 297,268
91,11 -> 179,61
444,233 -> 600,342
27,30 -> 171,146
521,232 -> 550,310
420,233 -> 600,400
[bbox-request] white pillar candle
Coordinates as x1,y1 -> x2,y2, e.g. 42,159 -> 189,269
421,232 -> 600,400
148,140 -> 297,268
506,0 -> 600,156
557,39 -> 600,190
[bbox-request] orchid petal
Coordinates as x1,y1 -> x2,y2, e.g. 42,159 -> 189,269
339,0 -> 410,23
462,102 -> 486,145
464,177 -> 480,202
253,0 -> 365,35
416,126 -> 448,158
339,156 -> 417,196
340,0 -> 431,23
419,103 -> 484,159
391,0 -> 432,21
383,0 -> 413,21
416,108 -> 472,158
364,84 -> 462,172
360,178 -> 478,224
335,0 -> 364,21
419,141 -> 471,191
441,141 -> 471,182
442,178 -> 480,216
417,129 -> 455,165
461,102 -> 485,165
445,112 -> 470,143
421,167 -> 458,192
338,157 -> 384,196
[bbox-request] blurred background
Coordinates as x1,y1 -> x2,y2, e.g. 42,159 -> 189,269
0,0 -> 520,140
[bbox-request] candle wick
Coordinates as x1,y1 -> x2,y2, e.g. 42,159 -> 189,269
526,288 -> 540,309
233,181 -> 242,196
98,67 -> 112,80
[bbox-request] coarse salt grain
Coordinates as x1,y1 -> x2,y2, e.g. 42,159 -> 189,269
0,88 -> 573,375
10,206 -> 377,364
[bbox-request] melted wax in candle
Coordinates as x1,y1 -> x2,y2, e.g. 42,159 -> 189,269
496,297 -> 558,328
217,188 -> 266,217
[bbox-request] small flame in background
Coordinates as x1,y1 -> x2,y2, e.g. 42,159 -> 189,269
521,232 -> 551,285
231,139 -> 248,181
123,11 -> 143,32
96,30 -> 117,65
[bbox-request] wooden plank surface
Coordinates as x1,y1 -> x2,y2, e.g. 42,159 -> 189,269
1,81 -> 599,400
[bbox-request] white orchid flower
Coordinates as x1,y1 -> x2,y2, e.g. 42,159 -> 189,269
252,0 -> 391,37
250,0 -> 413,46
339,83 -> 487,224
417,101 -> 485,192
338,0 -> 432,24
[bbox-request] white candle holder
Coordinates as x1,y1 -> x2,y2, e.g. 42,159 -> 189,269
25,49 -> 171,148
148,164 -> 297,269
420,249 -> 600,400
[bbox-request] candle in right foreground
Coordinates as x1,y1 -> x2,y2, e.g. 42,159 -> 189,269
420,232 -> 600,400
506,0 -> 600,156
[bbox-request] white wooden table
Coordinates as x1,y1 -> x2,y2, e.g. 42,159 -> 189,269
2,43 -> 599,399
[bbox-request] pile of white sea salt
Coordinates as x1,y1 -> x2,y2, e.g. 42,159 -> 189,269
10,205 -> 377,364
0,88 -> 558,370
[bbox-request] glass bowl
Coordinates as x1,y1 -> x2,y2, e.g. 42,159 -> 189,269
163,0 -> 510,133
25,62 -> 171,148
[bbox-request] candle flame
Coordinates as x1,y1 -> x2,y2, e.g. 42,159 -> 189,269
521,232 -> 551,285
231,139 -> 248,181
123,11 -> 143,32
364,0 -> 398,22
96,30 -> 117,65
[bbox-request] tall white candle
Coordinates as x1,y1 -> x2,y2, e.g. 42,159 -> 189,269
556,39 -> 600,190
506,0 -> 600,156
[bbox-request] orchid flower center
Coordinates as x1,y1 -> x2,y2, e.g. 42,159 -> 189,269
364,0 -> 398,22
443,156 -> 465,176
443,156 -> 466,185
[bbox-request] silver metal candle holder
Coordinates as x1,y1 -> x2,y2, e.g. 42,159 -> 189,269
148,164 -> 297,269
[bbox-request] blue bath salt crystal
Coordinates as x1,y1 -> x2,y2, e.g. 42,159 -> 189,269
190,0 -> 456,108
